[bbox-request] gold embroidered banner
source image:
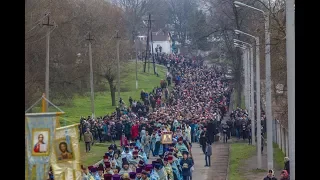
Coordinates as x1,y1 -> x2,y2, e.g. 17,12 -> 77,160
25,112 -> 62,180
51,124 -> 82,180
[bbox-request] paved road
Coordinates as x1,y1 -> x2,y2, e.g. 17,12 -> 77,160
147,142 -> 229,180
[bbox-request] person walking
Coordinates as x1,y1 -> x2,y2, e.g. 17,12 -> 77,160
261,135 -> 265,154
141,132 -> 151,159
204,142 -> 212,167
247,126 -> 252,145
83,128 -> 93,153
263,170 -> 277,180
199,127 -> 207,154
279,170 -> 289,180
283,157 -> 290,175
222,123 -> 229,143
180,151 -> 193,180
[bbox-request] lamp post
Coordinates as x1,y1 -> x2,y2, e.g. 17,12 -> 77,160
234,1 -> 274,169
234,39 -> 256,147
234,42 -> 249,111
286,0 -> 295,179
234,39 -> 251,110
235,29 -> 262,169
234,44 -> 249,103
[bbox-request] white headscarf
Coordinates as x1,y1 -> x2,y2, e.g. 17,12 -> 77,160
284,157 -> 290,162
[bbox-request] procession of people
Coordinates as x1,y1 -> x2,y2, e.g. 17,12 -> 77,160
77,53 -> 232,180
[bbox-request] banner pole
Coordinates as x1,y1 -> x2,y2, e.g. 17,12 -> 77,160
42,93 -> 47,112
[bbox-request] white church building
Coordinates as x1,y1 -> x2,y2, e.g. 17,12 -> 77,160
136,30 -> 172,54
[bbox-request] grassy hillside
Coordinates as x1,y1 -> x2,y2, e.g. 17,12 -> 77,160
31,62 -> 166,125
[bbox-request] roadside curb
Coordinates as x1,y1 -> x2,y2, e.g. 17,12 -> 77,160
226,144 -> 231,180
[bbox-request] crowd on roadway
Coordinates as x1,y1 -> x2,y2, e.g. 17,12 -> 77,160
74,53 -> 233,180
46,51 -> 291,180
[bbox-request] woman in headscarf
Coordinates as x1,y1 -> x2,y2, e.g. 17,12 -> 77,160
150,131 -> 157,156
279,170 -> 289,180
284,157 -> 290,174
113,150 -> 122,169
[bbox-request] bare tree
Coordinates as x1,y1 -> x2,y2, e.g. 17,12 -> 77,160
203,0 -> 288,125
203,0 -> 256,107
25,0 -> 129,108
112,0 -> 158,35
165,0 -> 198,46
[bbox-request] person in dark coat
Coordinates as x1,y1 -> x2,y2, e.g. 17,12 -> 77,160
222,123 -> 229,143
180,151 -> 193,180
206,120 -> 214,144
204,141 -> 212,167
284,157 -> 290,174
199,128 -> 207,154
263,169 -> 277,180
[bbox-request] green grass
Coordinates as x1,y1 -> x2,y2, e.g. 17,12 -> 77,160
79,140 -> 121,167
229,143 -> 256,180
25,62 -> 166,179
31,62 -> 166,125
273,143 -> 285,169
250,168 -> 267,173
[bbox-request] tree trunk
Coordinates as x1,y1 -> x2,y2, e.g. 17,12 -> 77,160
108,79 -> 116,106
237,82 -> 241,107
110,85 -> 116,106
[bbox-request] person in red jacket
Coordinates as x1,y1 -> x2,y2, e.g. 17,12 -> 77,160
131,122 -> 139,140
121,133 -> 128,149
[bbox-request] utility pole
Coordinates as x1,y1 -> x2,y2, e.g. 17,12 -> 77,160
132,31 -> 138,89
255,37 -> 262,169
243,49 -> 248,110
286,0 -> 295,179
143,14 -> 154,73
42,14 -> 54,111
149,14 -> 156,74
86,32 -> 95,119
250,46 -> 256,145
264,12 -> 274,170
115,31 -> 121,102
144,27 -> 150,73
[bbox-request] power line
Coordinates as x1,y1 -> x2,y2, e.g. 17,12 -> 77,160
25,25 -> 57,45
25,13 -> 50,34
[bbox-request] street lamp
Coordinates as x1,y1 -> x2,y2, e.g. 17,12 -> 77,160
235,29 -> 262,169
286,0 -> 295,179
234,43 -> 250,113
234,42 -> 249,109
234,39 -> 251,111
234,39 -> 256,147
234,0 -> 274,169
132,31 -> 140,90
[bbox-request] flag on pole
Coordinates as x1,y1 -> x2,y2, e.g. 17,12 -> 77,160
51,124 -> 81,180
25,112 -> 62,180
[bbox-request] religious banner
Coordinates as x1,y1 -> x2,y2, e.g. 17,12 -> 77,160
161,131 -> 173,144
25,112 -> 62,180
51,124 -> 81,180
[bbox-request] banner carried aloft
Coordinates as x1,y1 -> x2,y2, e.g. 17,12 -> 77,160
51,124 -> 81,180
25,112 -> 62,180
161,131 -> 173,144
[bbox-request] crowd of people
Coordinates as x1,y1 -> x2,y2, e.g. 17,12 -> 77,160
223,108 -> 290,180
46,52 -> 291,180
75,53 -> 232,180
